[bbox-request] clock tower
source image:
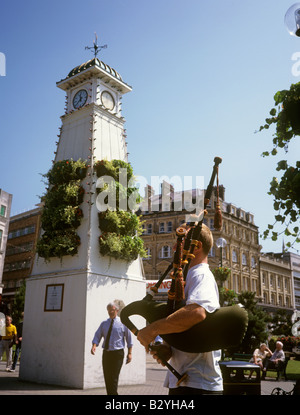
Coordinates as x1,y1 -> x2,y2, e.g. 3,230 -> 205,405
54,56 -> 132,163
20,48 -> 146,389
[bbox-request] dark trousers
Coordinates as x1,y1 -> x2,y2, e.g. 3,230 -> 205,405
12,342 -> 22,369
263,358 -> 284,373
102,349 -> 124,395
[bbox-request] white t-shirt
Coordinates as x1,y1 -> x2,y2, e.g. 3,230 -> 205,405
164,263 -> 223,391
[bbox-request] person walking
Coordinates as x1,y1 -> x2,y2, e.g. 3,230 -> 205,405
0,316 -> 17,371
91,302 -> 133,395
9,312 -> 23,372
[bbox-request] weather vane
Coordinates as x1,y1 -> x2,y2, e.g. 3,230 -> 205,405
85,33 -> 107,58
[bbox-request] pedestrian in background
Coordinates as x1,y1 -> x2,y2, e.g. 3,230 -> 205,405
9,312 -> 23,372
0,316 -> 17,371
91,302 -> 133,395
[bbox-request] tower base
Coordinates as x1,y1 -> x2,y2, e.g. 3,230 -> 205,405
19,270 -> 146,389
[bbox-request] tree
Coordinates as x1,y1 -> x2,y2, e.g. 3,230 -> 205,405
269,309 -> 293,337
11,280 -> 26,324
258,82 -> 300,250
229,291 -> 270,354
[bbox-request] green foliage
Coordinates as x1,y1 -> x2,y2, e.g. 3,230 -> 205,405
11,280 -> 26,323
258,82 -> 300,150
94,159 -> 134,183
98,210 -> 141,236
45,159 -> 87,184
212,267 -> 231,286
218,287 -> 237,306
37,159 -> 86,261
269,335 -> 300,351
37,230 -> 81,260
96,159 -> 147,262
228,291 -> 270,354
99,233 -> 147,262
269,309 -> 294,337
258,82 -> 300,249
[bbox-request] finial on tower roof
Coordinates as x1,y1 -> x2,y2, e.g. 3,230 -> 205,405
85,32 -> 107,58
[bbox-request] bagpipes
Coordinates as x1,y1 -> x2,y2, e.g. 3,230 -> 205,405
121,157 -> 248,383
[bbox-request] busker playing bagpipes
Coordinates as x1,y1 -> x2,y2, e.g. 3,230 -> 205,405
137,223 -> 223,395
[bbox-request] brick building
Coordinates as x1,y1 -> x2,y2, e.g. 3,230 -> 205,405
2,206 -> 41,307
0,189 -> 12,296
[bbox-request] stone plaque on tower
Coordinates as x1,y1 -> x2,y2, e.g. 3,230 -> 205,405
20,39 -> 146,389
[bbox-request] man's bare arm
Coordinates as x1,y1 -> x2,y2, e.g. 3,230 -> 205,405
137,303 -> 206,351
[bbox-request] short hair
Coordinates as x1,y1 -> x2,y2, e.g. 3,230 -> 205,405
197,224 -> 213,255
107,302 -> 119,310
276,341 -> 283,347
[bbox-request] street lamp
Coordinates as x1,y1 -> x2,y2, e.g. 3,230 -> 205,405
285,3 -> 300,37
216,237 -> 227,267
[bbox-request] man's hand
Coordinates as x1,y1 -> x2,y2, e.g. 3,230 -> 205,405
126,353 -> 132,364
150,344 -> 172,367
91,344 -> 97,355
137,325 -> 157,352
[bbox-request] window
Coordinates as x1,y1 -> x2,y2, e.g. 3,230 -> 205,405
242,253 -> 247,265
232,274 -> 239,292
167,221 -> 172,232
277,276 -> 282,289
159,223 -> 165,233
8,225 -> 36,239
147,224 -> 152,234
251,257 -> 256,268
0,205 -> 6,217
271,293 -> 275,305
232,250 -> 237,263
143,247 -> 151,259
160,246 -> 171,258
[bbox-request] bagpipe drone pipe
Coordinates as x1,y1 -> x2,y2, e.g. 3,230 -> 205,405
121,156 -> 248,359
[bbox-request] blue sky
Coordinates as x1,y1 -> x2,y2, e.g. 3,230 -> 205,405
0,0 -> 299,253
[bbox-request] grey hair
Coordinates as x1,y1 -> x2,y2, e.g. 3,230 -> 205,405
107,302 -> 119,310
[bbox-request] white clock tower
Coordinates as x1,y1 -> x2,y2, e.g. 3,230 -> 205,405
20,45 -> 146,389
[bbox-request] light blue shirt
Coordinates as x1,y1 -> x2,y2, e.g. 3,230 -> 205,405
92,316 -> 133,351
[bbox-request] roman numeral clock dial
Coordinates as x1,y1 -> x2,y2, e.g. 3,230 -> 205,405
73,89 -> 88,109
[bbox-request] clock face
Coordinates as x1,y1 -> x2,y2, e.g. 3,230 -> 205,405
73,89 -> 88,109
101,91 -> 115,111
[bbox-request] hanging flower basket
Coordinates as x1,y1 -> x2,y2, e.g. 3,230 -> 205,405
37,159 -> 87,261
95,159 -> 147,262
212,267 -> 231,284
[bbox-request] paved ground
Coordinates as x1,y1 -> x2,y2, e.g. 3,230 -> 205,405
0,355 -> 296,396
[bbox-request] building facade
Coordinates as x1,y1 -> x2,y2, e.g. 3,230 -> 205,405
280,252 -> 300,311
0,189 -> 13,295
140,183 -> 295,314
258,253 -> 294,314
2,206 -> 41,306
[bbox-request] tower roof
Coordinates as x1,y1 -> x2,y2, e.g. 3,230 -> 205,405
56,57 -> 132,93
67,58 -> 123,81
